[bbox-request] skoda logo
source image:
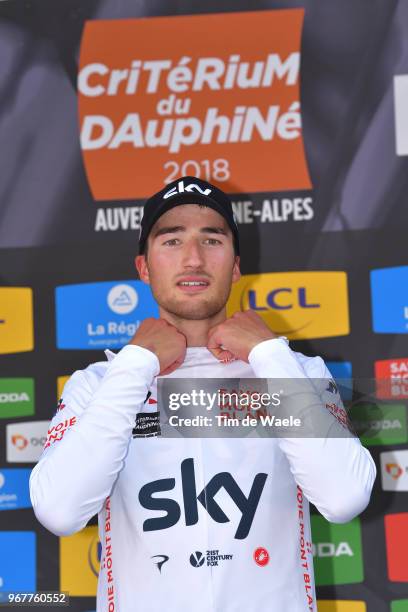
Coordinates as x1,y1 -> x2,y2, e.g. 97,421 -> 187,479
190,551 -> 205,568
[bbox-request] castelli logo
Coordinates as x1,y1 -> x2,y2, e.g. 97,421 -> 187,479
253,547 -> 270,567
12,435 -> 28,450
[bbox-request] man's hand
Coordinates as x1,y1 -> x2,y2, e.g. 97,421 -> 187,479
129,318 -> 187,375
207,310 -> 277,363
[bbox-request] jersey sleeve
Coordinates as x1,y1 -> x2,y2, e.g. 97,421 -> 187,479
248,338 -> 376,523
29,344 -> 160,536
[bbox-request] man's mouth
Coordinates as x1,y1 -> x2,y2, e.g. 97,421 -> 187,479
176,278 -> 210,292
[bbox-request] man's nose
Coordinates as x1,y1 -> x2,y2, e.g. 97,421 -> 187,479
182,239 -> 205,268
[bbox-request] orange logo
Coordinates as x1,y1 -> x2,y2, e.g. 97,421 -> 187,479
78,9 -> 311,200
386,463 -> 403,480
12,435 -> 28,450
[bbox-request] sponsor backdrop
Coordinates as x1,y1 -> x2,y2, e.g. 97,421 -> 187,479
0,0 -> 407,610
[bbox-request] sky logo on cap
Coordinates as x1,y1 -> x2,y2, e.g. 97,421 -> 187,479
163,180 -> 212,200
55,280 -> 158,349
311,516 -> 363,586
0,469 -> 31,510
0,379 -> 35,419
370,266 -> 408,333
227,272 -> 349,340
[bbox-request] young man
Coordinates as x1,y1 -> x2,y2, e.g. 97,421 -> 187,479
30,177 -> 376,612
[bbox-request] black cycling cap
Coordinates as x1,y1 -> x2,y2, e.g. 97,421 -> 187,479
138,176 -> 240,255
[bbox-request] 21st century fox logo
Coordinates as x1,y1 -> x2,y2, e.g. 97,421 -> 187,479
189,550 -> 233,568
78,9 -> 311,200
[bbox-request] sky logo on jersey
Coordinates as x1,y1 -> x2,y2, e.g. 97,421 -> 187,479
139,458 -> 267,539
55,280 -> 158,349
371,266 -> 408,333
60,526 -> 100,596
227,272 -> 349,340
391,601 -> 408,612
0,378 -> 34,419
381,450 -> 408,492
394,75 -> 408,156
385,513 -> 408,582
0,469 -> 31,511
0,288 -> 33,354
6,421 -> 49,463
375,358 -> 408,399
57,376 -> 70,401
0,532 -> 36,591
350,404 -> 407,447
326,361 -> 352,401
317,602 -> 366,612
311,516 -> 363,585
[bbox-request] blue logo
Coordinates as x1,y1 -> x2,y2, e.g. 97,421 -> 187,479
55,281 -> 159,349
371,266 -> 408,333
0,469 -> 31,511
326,361 -> 353,401
0,532 -> 36,591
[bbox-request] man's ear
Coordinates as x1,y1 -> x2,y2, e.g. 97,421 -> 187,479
135,255 -> 150,284
232,256 -> 241,283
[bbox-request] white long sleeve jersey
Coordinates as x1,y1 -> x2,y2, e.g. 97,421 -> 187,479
30,339 -> 376,612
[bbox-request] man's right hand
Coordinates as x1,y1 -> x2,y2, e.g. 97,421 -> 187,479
129,318 -> 186,375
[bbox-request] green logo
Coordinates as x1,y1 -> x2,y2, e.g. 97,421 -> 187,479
0,378 -> 35,418
391,601 -> 408,612
311,516 -> 363,586
350,403 -> 407,446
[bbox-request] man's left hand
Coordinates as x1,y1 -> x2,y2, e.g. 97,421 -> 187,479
207,310 -> 277,363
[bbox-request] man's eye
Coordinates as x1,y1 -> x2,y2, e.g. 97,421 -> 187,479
205,238 -> 222,245
163,238 -> 180,246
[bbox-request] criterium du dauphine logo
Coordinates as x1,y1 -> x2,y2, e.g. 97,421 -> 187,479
78,9 -> 311,200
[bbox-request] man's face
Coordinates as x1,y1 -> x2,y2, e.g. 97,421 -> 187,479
135,204 -> 240,321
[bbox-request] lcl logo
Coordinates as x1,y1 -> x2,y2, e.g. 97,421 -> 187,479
247,287 -> 320,311
227,272 -> 350,340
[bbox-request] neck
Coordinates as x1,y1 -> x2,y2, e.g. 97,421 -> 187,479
158,307 -> 226,347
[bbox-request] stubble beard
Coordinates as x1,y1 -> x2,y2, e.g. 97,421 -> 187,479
156,293 -> 228,321
150,278 -> 231,321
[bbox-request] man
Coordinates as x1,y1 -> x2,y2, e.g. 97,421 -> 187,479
30,176 -> 376,612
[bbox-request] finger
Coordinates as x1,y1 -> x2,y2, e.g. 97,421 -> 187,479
207,325 -> 235,362
207,346 -> 235,362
